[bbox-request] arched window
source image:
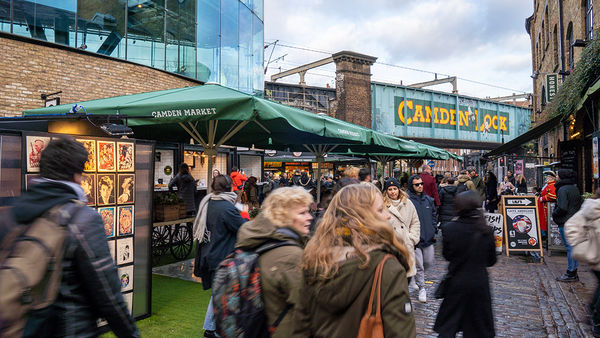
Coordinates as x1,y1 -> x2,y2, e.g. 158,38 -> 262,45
541,85 -> 547,108
567,22 -> 574,69
545,6 -> 550,48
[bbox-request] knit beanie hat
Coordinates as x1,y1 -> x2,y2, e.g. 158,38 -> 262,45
384,178 -> 401,191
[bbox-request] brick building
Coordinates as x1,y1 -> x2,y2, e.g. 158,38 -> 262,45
0,33 -> 202,117
520,0 -> 600,192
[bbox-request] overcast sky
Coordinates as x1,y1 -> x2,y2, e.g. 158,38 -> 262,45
264,0 -> 534,99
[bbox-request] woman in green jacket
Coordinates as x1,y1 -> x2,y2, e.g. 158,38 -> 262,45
293,184 -> 416,337
235,187 -> 314,337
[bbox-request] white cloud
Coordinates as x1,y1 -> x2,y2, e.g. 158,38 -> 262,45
264,0 -> 535,98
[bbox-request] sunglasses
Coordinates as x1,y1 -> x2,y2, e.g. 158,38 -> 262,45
413,182 -> 424,187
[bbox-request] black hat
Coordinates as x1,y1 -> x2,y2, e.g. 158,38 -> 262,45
384,178 -> 401,191
557,169 -> 575,180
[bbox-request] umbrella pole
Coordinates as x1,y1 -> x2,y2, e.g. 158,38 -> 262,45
205,148 -> 217,194
316,154 -> 323,204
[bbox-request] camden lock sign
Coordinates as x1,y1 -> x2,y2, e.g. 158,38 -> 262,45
394,97 -> 509,134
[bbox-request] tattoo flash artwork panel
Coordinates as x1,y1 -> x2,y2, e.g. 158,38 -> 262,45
26,136 -> 51,172
118,265 -> 134,292
117,174 -> 135,204
99,206 -> 115,238
81,174 -> 96,206
77,139 -> 97,172
117,142 -> 135,172
97,141 -> 116,172
116,237 -> 134,265
118,205 -> 134,236
97,174 -> 116,206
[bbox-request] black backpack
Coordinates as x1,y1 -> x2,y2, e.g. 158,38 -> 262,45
456,181 -> 469,193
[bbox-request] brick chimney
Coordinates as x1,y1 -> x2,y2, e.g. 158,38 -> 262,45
332,51 -> 377,128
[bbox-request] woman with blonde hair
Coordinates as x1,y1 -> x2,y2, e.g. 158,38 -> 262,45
383,178 -> 420,282
293,184 -> 416,337
235,187 -> 314,337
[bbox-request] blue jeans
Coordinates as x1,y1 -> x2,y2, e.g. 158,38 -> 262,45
203,296 -> 216,331
559,226 -> 578,271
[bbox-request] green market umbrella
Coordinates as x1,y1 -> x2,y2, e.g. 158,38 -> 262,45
23,84 -> 370,191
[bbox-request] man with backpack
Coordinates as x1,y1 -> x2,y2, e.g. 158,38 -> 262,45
456,170 -> 476,194
0,138 -> 138,337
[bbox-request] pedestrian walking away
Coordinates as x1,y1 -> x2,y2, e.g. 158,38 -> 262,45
456,170 -> 475,194
408,174 -> 437,303
438,177 -> 458,227
0,138 -> 138,337
293,184 -> 416,337
565,189 -> 600,337
484,171 -> 499,213
169,162 -> 198,216
192,174 -> 248,337
434,191 -> 497,338
383,178 -> 420,280
516,174 -> 528,194
235,187 -> 313,337
553,169 -> 583,282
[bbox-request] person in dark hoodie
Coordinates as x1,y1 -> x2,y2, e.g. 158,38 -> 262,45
552,169 -> 583,282
168,162 -> 197,216
434,191 -> 497,338
293,184 -> 416,337
297,171 -> 314,190
10,138 -> 138,337
408,174 -> 438,303
193,175 -> 247,337
438,177 -> 458,227
235,187 -> 313,337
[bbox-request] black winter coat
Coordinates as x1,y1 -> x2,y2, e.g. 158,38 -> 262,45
169,173 -> 197,214
435,212 -> 496,337
408,190 -> 437,248
12,180 -> 139,337
552,178 -> 582,226
438,185 -> 458,223
197,199 -> 247,289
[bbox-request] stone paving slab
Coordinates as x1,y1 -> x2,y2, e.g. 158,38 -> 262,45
152,241 -> 598,337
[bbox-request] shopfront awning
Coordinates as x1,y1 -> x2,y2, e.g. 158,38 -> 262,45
485,114 -> 563,157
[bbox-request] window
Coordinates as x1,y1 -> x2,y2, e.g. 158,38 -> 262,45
12,0 -> 76,46
567,22 -> 574,69
586,0 -> 594,40
77,0 -> 126,57
197,0 -> 220,83
221,0 -> 239,89
541,85 -> 547,107
544,6 -> 549,48
165,0 -> 196,78
126,1 -> 165,69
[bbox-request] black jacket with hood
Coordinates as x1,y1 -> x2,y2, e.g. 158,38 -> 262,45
438,185 -> 458,223
552,170 -> 582,226
408,175 -> 438,248
12,180 -> 138,337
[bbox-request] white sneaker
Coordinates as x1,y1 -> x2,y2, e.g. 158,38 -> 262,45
409,279 -> 417,291
418,288 -> 427,303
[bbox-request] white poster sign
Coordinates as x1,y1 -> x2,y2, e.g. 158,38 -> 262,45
484,213 -> 503,253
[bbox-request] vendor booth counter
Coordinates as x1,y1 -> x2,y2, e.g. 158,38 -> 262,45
0,129 -> 153,324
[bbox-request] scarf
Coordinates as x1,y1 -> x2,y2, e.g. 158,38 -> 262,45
192,191 -> 238,242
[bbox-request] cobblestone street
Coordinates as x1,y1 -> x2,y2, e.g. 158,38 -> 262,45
154,242 -> 598,337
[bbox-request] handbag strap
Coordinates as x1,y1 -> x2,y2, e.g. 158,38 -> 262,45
366,254 -> 393,318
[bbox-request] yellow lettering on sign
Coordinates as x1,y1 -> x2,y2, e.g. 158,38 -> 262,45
440,108 -> 450,124
397,100 -> 405,124
425,106 -> 432,123
491,115 -> 498,130
433,107 -> 440,123
499,116 -> 507,131
414,105 -> 425,123
459,110 -> 469,127
450,109 -> 457,126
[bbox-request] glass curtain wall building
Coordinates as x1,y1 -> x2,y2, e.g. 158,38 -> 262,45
0,0 -> 264,94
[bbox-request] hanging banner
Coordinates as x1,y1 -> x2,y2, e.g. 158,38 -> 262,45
501,195 -> 543,257
484,213 -> 503,254
546,73 -> 558,102
514,160 -> 524,175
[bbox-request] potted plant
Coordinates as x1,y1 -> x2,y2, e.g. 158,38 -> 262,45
154,193 -> 184,222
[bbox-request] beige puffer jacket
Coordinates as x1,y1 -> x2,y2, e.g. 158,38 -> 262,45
565,198 -> 600,270
388,196 -> 421,277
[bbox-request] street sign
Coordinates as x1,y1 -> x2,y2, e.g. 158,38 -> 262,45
427,160 -> 435,168
501,195 -> 543,258
484,213 -> 503,254
546,73 -> 558,102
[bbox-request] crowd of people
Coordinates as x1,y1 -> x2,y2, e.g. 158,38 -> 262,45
6,138 -> 598,338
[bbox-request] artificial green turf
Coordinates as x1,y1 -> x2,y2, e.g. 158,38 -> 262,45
102,274 -> 211,337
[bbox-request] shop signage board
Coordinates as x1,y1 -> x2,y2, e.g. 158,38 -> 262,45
484,213 -> 503,254
547,203 -> 564,253
501,195 -> 543,257
546,73 -> 558,102
371,82 -> 532,143
593,135 -> 599,179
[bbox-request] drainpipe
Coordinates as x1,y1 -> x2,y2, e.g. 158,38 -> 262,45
558,0 -> 566,82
